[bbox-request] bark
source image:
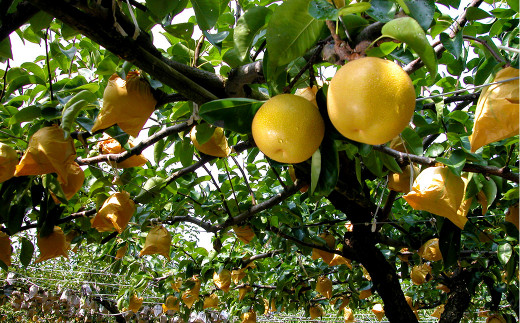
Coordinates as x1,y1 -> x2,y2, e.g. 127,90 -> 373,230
439,268 -> 479,323
28,0 -> 225,104
0,1 -> 39,43
327,190 -> 419,323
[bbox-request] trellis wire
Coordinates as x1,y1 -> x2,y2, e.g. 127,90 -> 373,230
416,77 -> 519,102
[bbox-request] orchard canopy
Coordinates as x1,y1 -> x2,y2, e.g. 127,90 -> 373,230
0,0 -> 519,322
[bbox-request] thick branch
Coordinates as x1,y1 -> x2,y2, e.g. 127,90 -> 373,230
0,1 -> 39,43
439,268 -> 479,323
28,0 -> 225,104
241,249 -> 283,266
225,61 -> 265,98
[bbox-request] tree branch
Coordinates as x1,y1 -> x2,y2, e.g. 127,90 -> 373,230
0,1 -> 39,43
28,0 -> 225,104
403,0 -> 484,75
372,145 -> 519,183
225,61 -> 265,98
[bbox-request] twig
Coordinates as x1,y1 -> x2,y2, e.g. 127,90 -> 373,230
231,155 -> 257,205
283,44 -> 325,93
266,159 -> 287,190
252,40 -> 266,61
193,35 -> 205,68
372,145 -> 519,183
463,35 -> 506,64
0,60 -> 10,102
44,28 -> 54,101
223,159 -> 241,212
201,161 -> 234,218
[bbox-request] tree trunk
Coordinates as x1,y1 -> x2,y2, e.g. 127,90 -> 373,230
327,191 -> 418,323
440,268 -> 479,323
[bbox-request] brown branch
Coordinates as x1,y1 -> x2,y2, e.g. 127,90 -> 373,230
76,121 -> 192,166
372,145 -> 519,183
219,181 -> 304,228
403,0 -> 484,75
463,35 -> 506,64
193,35 -> 205,68
283,44 -> 325,93
240,250 -> 284,268
0,1 -> 39,43
0,60 -> 9,102
225,61 -> 265,98
28,0 -> 225,104
420,93 -> 480,111
200,162 -> 234,218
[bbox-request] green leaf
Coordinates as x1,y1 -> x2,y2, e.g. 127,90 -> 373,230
310,149 -> 321,194
191,0 -> 220,30
404,0 -> 435,30
4,74 -> 46,98
498,243 -> 513,266
381,17 -> 437,78
96,56 -> 118,76
440,31 -> 463,59
308,0 -> 339,20
0,37 -> 13,62
466,7 -> 492,20
507,0 -> 519,12
314,136 -> 339,196
29,11 -> 53,32
436,149 -> 466,177
366,0 -> 396,23
439,218 -> 461,268
400,128 -> 423,156
146,0 -> 180,20
135,176 -> 167,204
154,139 -> 167,165
61,100 -> 89,135
503,187 -> 519,200
337,3 -> 372,16
163,23 -> 195,42
10,106 -> 41,125
234,6 -> 271,60
202,30 -> 229,52
480,177 -> 497,210
380,152 -> 402,174
7,205 -> 25,235
266,0 -> 325,69
194,123 -> 216,145
199,98 -> 264,134
20,237 -> 34,267
179,137 -> 194,167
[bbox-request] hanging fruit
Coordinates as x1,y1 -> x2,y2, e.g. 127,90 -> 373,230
58,162 -> 84,200
469,66 -> 519,152
182,276 -> 201,309
115,243 -> 128,260
91,191 -> 135,233
231,268 -> 247,284
36,226 -> 69,263
309,304 -> 324,319
312,232 -> 335,264
203,293 -> 219,309
162,295 -> 179,312
315,276 -> 333,299
411,263 -> 432,285
372,303 -> 385,321
98,137 -> 148,168
91,71 -> 157,137
0,143 -> 18,183
241,310 -> 256,323
128,294 -> 143,313
139,225 -> 171,259
344,307 -> 355,322
388,164 -> 420,193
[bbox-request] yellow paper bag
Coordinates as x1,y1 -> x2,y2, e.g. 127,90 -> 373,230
213,269 -> 232,292
0,231 -> 12,266
91,71 -> 157,137
470,67 -> 519,152
36,226 -> 69,263
403,166 -> 466,229
91,191 -> 135,233
15,125 -> 76,184
191,126 -> 231,157
316,276 -> 333,299
98,137 -> 148,168
418,238 -> 442,261
139,225 -> 171,259
0,143 -> 18,183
